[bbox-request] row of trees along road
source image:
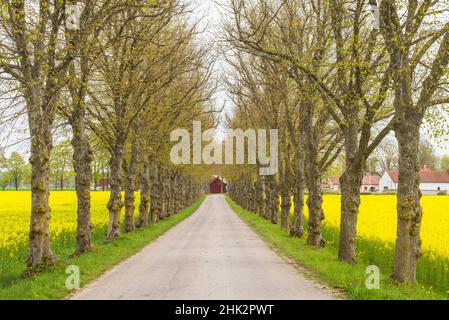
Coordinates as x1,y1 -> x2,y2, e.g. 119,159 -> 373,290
0,0 -> 216,270
222,0 -> 449,283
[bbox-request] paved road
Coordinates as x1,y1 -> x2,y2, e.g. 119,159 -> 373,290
71,194 -> 337,300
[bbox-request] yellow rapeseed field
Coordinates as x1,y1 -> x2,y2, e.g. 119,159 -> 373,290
305,195 -> 449,260
0,191 -> 139,254
1,191 -> 448,261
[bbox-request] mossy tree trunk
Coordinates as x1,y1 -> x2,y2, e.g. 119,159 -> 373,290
305,104 -> 326,248
124,142 -> 139,233
149,163 -> 160,223
393,116 -> 423,282
107,136 -> 125,240
71,112 -> 93,253
138,156 -> 150,228
290,124 -> 306,237
338,125 -> 364,263
28,122 -> 57,267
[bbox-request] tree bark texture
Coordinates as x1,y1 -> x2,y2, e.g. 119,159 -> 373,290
124,143 -> 139,233
138,157 -> 150,228
71,113 -> 93,253
393,119 -> 423,282
107,139 -> 125,239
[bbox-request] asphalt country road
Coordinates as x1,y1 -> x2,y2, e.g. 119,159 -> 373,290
71,194 -> 338,300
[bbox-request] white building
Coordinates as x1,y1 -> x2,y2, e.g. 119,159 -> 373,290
327,174 -> 380,192
360,175 -> 380,192
380,168 -> 449,195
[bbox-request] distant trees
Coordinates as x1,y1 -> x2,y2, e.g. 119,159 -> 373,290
4,152 -> 28,190
375,137 -> 399,172
441,156 -> 449,171
50,141 -> 73,190
418,140 -> 439,170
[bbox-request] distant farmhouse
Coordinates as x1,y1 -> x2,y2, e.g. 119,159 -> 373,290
209,176 -> 227,194
327,174 -> 380,193
327,167 -> 449,195
380,168 -> 449,195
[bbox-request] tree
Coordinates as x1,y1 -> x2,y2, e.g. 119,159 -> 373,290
418,139 -> 438,170
440,155 -> 449,170
6,152 -> 27,190
92,145 -> 110,191
0,0 -> 84,267
61,0 -> 130,253
380,0 -> 449,283
0,152 -> 10,190
50,140 -> 73,190
224,0 -> 392,259
375,137 -> 399,172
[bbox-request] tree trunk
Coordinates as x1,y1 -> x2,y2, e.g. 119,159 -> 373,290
160,170 -> 168,219
185,176 -> 192,206
124,143 -> 138,233
28,126 -> 57,267
175,176 -> 181,212
71,115 -> 93,254
137,157 -> 150,228
258,177 -> 266,218
155,184 -> 163,222
290,144 -> 305,237
166,174 -> 172,217
173,174 -> 180,213
393,121 -> 423,283
305,111 -> 326,248
253,180 -> 259,214
306,156 -> 326,248
338,128 -> 364,263
150,163 -> 160,223
280,191 -> 290,230
279,159 -> 290,229
267,176 -> 278,224
291,188 -> 304,237
170,174 -> 176,215
107,141 -> 125,240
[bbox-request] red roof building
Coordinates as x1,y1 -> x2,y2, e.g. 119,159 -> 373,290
361,174 -> 380,192
326,174 -> 380,192
380,168 -> 449,194
209,176 -> 226,194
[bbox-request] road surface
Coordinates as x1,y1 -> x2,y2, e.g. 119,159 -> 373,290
71,194 -> 338,300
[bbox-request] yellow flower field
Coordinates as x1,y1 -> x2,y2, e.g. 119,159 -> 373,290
0,191 -> 139,253
0,191 -> 448,262
305,195 -> 449,260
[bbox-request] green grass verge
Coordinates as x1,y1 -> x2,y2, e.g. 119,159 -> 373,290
0,196 -> 205,300
226,196 -> 448,300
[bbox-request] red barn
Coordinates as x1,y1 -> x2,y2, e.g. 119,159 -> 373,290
209,177 -> 226,194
